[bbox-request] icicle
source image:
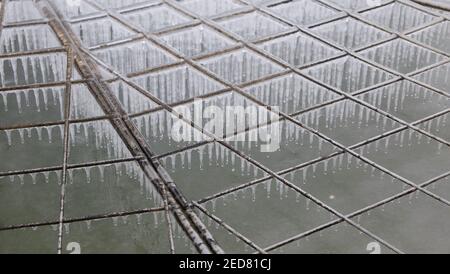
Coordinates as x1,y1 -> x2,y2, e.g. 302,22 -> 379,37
211,199 -> 217,212
36,127 -> 43,141
306,198 -> 311,211
98,165 -> 105,183
112,217 -> 119,227
86,220 -> 92,230
303,166 -> 308,183
67,169 -> 74,185
30,173 -> 37,185
43,171 -> 50,184
64,223 -> 70,234
5,130 -> 12,146
84,167 -> 91,184
250,184 -> 257,202
153,212 -> 160,228
46,126 -> 53,144
136,214 -> 142,225
1,93 -> 8,112
18,174 -> 25,185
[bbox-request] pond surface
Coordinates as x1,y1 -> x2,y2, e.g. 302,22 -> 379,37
0,0 -> 450,254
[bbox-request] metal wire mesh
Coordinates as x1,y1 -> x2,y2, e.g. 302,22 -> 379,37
1,0 -> 450,254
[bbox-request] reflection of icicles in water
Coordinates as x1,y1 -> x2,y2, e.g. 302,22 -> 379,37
86,220 -> 92,230
67,161 -> 162,205
4,0 -> 44,23
361,81 -> 450,117
134,111 -> 173,143
0,53 -> 67,87
2,125 -> 64,146
246,73 -> 337,114
71,17 -> 133,47
261,32 -> 340,68
93,40 -> 177,75
5,170 -> 62,185
275,179 -> 290,200
64,223 -> 70,234
361,128 -> 439,156
5,130 -> 12,146
298,100 -> 398,132
304,56 -> 394,93
112,216 -> 119,227
200,47 -> 285,85
69,120 -> 130,159
0,25 -> 60,53
281,121 -> 334,154
204,179 -> 297,210
109,81 -> 157,114
282,152 -> 402,189
163,143 -> 265,180
132,65 -> 224,104
361,39 -> 444,74
17,174 -> 25,185
420,113 -> 449,138
0,92 -> 8,112
70,84 -> 104,119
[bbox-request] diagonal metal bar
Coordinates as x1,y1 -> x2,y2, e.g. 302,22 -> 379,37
0,206 -> 165,232
56,45 -> 73,253
410,0 -> 450,11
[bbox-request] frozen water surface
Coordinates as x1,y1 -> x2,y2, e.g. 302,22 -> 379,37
419,112 -> 450,142
0,171 -> 61,227
202,179 -> 338,248
311,17 -> 391,50
163,142 -> 268,201
245,73 -> 340,115
131,64 -> 225,104
0,86 -> 65,127
217,12 -> 291,41
259,31 -> 342,67
177,0 -> 246,18
65,161 -> 163,219
0,25 -> 61,53
61,211 -> 173,254
1,0 -> 450,254
361,2 -> 438,33
160,24 -> 237,58
354,194 -> 450,254
295,99 -> 402,146
122,3 -> 193,33
271,222 -> 396,254
268,0 -> 338,26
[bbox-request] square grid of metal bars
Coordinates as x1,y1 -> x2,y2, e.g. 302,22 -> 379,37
0,0 -> 450,254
